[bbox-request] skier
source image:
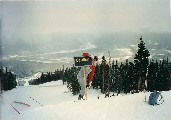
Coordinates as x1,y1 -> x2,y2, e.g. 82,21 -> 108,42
77,53 -> 98,100
87,55 -> 98,88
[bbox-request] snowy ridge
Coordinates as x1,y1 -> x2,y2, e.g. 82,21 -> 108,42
43,42 -> 97,55
2,39 -> 95,61
165,50 -> 171,54
2,42 -> 97,64
17,72 -> 42,86
1,80 -> 171,120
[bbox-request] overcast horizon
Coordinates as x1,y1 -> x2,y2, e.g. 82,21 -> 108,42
1,0 -> 171,35
0,0 -> 171,56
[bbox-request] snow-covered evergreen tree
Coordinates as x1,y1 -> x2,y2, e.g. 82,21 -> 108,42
1,68 -> 17,91
92,63 -> 101,89
100,56 -> 109,94
134,36 -> 150,91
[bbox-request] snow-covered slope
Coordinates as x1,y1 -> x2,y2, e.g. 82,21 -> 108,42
1,80 -> 171,120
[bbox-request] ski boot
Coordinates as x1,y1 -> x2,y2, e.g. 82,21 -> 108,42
78,94 -> 84,100
86,80 -> 90,88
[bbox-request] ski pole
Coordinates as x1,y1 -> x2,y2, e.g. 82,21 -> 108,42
82,66 -> 87,100
0,95 -> 20,114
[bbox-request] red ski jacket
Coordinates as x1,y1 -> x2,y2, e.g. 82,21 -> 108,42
88,60 -> 95,81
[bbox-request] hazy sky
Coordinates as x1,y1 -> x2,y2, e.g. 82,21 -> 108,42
1,0 -> 171,36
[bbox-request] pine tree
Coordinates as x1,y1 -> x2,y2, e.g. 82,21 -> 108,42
0,68 -> 3,92
63,68 -> 69,85
122,59 -> 129,94
111,60 -> 115,95
66,66 -> 80,95
112,60 -> 122,95
40,73 -> 46,84
134,36 -> 150,91
1,68 -> 17,91
127,62 -> 134,93
100,56 -> 109,94
134,36 -> 150,64
146,60 -> 158,91
161,60 -> 170,91
92,63 -> 100,89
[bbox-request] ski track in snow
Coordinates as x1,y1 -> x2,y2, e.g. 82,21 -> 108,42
1,80 -> 171,120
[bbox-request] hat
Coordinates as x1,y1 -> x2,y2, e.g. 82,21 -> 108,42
82,52 -> 91,57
